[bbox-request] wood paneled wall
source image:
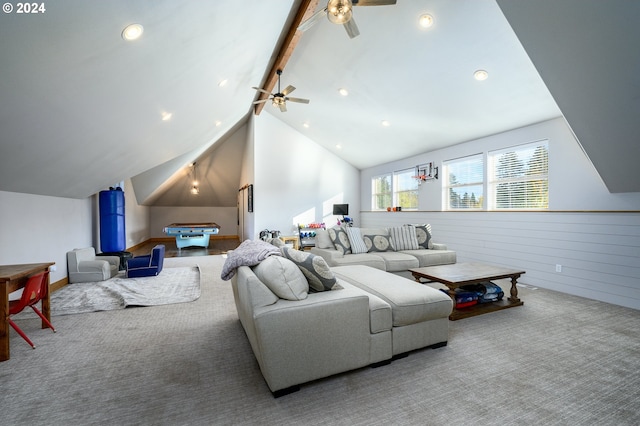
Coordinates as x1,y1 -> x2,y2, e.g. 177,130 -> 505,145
361,211 -> 640,310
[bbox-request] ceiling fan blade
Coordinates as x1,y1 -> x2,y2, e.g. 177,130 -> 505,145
286,97 -> 310,104
252,98 -> 270,105
252,87 -> 273,96
298,7 -> 328,31
353,0 -> 397,6
278,103 -> 287,113
344,17 -> 360,39
282,85 -> 296,96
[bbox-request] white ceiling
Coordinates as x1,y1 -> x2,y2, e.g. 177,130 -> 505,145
0,0 -> 637,201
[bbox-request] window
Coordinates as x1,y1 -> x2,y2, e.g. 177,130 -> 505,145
443,154 -> 484,210
393,168 -> 419,210
488,141 -> 548,210
371,174 -> 392,211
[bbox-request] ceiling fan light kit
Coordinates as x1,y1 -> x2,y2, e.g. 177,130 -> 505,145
252,69 -> 310,113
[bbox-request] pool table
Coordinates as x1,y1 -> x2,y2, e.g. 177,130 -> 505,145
163,223 -> 220,249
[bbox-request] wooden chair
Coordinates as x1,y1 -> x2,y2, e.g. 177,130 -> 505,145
8,271 -> 56,349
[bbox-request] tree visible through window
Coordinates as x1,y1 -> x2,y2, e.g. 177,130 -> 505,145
394,168 -> 418,210
489,141 -> 548,209
371,174 -> 392,210
443,154 -> 484,210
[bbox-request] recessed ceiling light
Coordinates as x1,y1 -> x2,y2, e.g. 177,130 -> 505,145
419,14 -> 434,28
474,70 -> 489,81
214,120 -> 222,127
161,112 -> 172,121
381,120 -> 391,127
122,23 -> 144,41
303,122 -> 310,128
338,88 -> 349,96
336,144 -> 342,150
218,79 -> 228,87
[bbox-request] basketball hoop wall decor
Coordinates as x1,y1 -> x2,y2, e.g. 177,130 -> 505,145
413,162 -> 439,184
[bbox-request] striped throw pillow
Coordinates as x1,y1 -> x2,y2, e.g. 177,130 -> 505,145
345,227 -> 368,254
389,225 -> 419,251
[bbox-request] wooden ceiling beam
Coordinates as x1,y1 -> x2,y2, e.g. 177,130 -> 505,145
254,0 -> 320,115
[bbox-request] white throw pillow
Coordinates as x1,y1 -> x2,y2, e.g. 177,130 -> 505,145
252,256 -> 308,301
345,227 -> 368,254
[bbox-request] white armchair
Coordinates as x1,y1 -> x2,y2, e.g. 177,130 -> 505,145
67,247 -> 120,283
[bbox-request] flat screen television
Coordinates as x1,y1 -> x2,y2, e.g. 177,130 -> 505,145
333,204 -> 349,216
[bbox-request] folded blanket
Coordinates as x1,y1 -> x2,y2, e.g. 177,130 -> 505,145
221,239 -> 282,280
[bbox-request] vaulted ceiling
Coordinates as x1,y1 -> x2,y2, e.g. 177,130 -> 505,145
0,0 -> 638,203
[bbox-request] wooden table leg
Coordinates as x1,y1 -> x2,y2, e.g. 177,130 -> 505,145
508,274 -> 521,304
41,271 -> 51,329
0,282 -> 9,361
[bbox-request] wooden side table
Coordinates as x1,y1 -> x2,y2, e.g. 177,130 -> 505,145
279,236 -> 300,250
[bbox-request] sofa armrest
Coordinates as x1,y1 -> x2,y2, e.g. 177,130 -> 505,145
252,290 -> 372,392
309,247 -> 344,266
432,242 -> 447,250
100,255 -> 121,269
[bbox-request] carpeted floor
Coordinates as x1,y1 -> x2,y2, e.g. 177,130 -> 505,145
1,255 -> 639,425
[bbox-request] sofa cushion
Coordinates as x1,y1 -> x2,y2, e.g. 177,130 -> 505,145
328,227 -> 352,255
413,224 -> 434,249
389,225 -> 419,251
345,227 -> 368,254
281,247 -> 338,292
332,265 -> 453,326
252,256 -> 308,301
401,249 -> 457,267
373,251 -> 419,272
363,233 -> 394,252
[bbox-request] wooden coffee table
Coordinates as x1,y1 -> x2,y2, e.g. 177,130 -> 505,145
409,263 -> 525,320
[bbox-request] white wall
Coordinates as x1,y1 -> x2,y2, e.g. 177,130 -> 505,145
361,117 -> 640,211
0,190 -> 92,284
359,117 -> 640,310
251,113 -> 360,239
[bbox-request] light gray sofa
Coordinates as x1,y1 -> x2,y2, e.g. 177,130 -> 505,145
231,261 -> 452,397
311,226 -> 456,275
67,247 -> 120,283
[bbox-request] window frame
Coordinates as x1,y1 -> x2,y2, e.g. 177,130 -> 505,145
393,167 -> 419,211
443,153 -> 485,210
487,140 -> 549,210
371,173 -> 392,211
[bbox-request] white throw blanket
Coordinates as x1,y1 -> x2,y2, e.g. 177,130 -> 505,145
221,239 -> 281,280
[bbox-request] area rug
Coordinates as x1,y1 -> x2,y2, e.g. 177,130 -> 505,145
15,266 -> 201,318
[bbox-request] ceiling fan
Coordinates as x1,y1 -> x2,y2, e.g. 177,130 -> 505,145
298,0 -> 397,39
252,70 -> 310,113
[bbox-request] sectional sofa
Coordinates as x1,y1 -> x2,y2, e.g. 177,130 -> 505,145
229,242 -> 453,397
311,224 -> 456,275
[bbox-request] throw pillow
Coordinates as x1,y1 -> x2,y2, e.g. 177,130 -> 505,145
314,229 -> 334,249
413,224 -> 433,249
363,233 -> 394,252
389,225 -> 419,251
252,256 -> 308,301
281,247 -> 338,292
345,227 -> 368,254
327,227 -> 352,255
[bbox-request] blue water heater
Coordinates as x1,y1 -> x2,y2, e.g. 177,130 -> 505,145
99,189 -> 125,253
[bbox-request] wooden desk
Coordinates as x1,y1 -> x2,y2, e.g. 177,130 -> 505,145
0,262 -> 54,361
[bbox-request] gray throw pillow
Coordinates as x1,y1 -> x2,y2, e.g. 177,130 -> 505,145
252,256 -> 308,301
413,224 -> 433,249
327,227 -> 352,255
281,247 -> 338,292
363,234 -> 394,252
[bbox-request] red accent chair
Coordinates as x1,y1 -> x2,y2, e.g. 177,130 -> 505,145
8,271 -> 56,349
